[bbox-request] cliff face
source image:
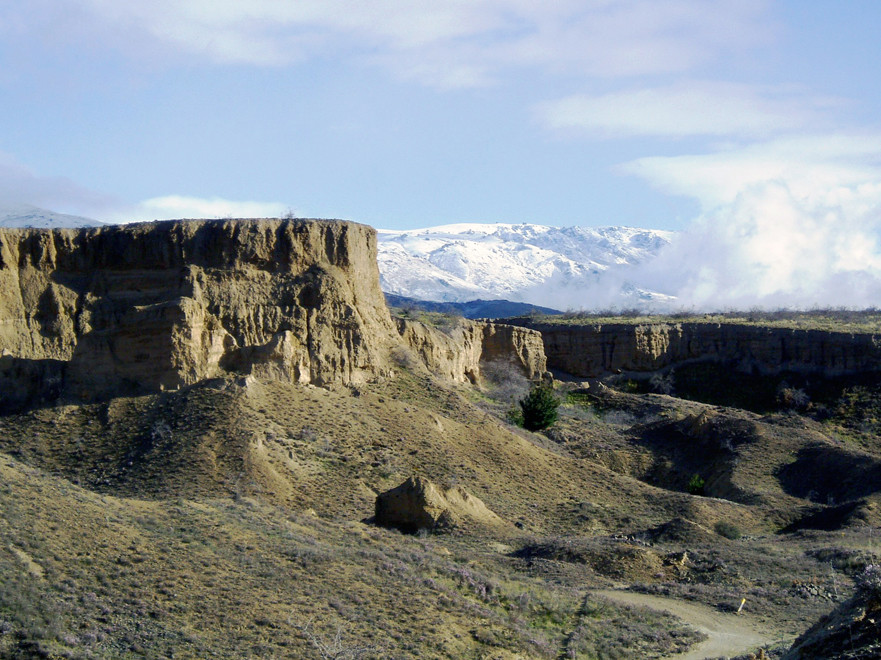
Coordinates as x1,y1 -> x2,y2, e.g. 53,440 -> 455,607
0,219 -> 547,411
0,219 -> 401,407
516,322 -> 881,378
395,318 -> 546,384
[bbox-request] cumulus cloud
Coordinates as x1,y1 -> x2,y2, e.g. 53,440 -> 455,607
536,83 -> 840,138
623,134 -> 881,208
618,134 -> 881,310
6,0 -> 772,87
636,184 -> 881,309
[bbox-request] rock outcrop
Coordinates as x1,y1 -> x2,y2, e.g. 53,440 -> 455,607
0,219 -> 548,411
0,219 -> 401,408
511,321 -> 881,378
394,318 -> 546,384
374,475 -> 507,533
783,579 -> 881,659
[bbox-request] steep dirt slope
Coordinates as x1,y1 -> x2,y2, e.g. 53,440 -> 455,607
2,372 -> 741,659
0,371 -> 765,535
550,388 -> 881,532
3,366 -> 876,657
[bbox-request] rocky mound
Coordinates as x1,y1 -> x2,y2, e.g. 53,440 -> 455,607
784,571 -> 881,659
513,537 -> 677,583
374,475 -> 507,533
646,517 -> 723,544
395,317 -> 546,383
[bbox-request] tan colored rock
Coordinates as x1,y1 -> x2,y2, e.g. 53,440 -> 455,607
0,219 -> 401,407
517,321 -> 881,378
0,218 -> 549,411
395,317 -> 546,384
374,475 -> 507,533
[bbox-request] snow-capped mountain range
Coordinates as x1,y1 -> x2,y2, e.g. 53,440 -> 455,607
378,223 -> 676,309
0,206 -> 676,310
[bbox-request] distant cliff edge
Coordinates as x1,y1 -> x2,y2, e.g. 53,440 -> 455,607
507,320 -> 881,379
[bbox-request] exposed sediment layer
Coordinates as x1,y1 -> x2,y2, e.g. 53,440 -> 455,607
395,317 -> 546,383
0,219 -> 546,411
509,321 -> 881,378
0,219 -> 401,407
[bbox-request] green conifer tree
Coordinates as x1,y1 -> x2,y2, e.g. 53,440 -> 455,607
519,384 -> 559,431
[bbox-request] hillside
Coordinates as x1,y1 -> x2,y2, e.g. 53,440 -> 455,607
384,293 -> 561,319
0,219 -> 878,659
0,204 -> 102,229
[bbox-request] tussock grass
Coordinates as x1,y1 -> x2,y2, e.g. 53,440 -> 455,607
2,361 -> 881,656
515,308 -> 881,333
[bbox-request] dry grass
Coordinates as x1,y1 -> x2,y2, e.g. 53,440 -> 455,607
1,356 -> 881,657
516,308 -> 881,333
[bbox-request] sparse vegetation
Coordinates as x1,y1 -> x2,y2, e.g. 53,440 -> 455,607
714,521 -> 742,540
777,381 -> 811,411
4,308 -> 881,657
687,473 -> 706,496
856,564 -> 881,599
522,307 -> 881,333
390,307 -> 464,334
649,370 -> 675,396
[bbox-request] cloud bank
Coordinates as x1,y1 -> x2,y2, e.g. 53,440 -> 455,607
112,196 -> 291,223
7,0 -> 771,87
618,133 -> 881,311
0,152 -> 291,224
536,83 -> 840,139
0,152 -> 118,216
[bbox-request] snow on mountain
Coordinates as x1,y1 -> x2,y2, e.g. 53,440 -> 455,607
377,223 -> 676,309
0,208 -> 674,310
0,204 -> 103,228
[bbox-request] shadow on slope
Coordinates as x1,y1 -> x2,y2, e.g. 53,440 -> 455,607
776,444 -> 881,504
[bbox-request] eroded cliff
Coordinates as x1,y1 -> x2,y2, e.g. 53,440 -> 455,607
0,219 -> 546,411
0,219 -> 402,408
512,321 -> 881,378
395,317 -> 546,383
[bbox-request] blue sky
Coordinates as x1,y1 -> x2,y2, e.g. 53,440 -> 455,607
1,1 -> 880,246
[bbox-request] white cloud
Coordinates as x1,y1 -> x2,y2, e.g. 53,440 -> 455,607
111,195 -> 291,223
617,134 -> 881,310
536,83 -> 839,138
637,183 -> 881,309
0,152 -> 293,223
11,0 -> 773,87
622,134 -> 881,208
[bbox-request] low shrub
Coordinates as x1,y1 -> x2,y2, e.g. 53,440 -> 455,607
687,474 -> 706,496
713,521 -> 742,540
519,384 -> 560,431
856,564 -> 881,599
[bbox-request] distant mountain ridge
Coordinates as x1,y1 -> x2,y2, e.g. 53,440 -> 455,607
377,222 -> 675,309
0,204 -> 103,228
383,293 -> 561,319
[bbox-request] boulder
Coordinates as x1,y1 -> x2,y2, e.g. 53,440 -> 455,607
374,476 -> 506,533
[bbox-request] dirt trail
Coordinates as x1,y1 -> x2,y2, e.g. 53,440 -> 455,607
595,589 -> 786,659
